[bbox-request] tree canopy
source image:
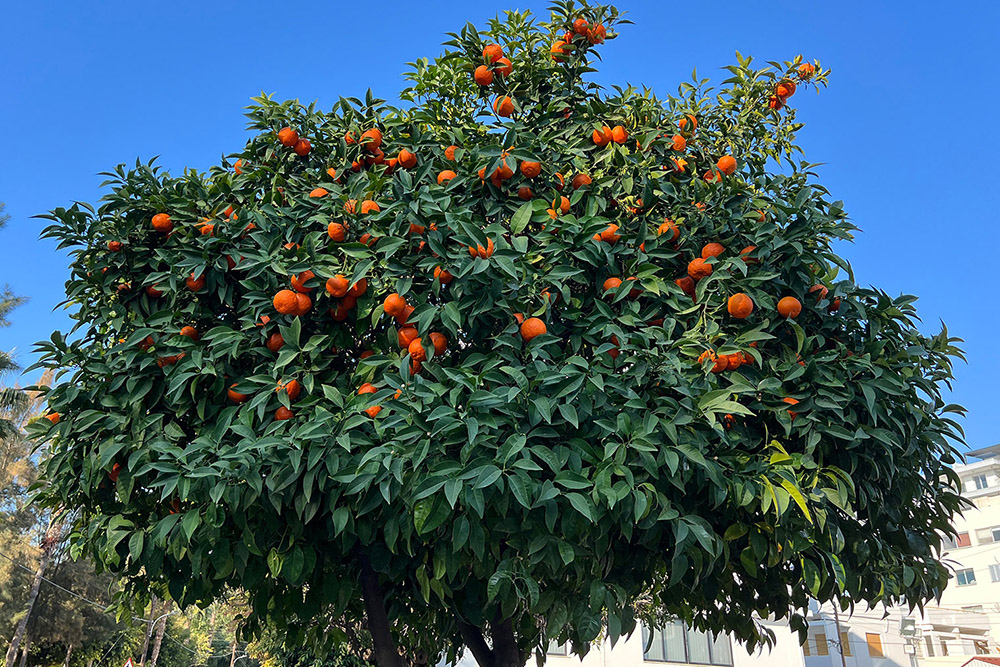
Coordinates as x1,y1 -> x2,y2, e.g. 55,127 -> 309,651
32,2 -> 966,666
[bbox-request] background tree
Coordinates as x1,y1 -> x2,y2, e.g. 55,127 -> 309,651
0,201 -> 29,438
32,2 -> 966,667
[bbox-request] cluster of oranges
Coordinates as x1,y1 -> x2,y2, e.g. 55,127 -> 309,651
551,16 -> 606,61
474,43 -> 513,87
277,126 -> 311,156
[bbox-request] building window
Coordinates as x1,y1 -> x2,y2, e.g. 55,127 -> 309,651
643,623 -> 733,665
975,640 -> 990,655
957,532 -> 972,547
992,527 -> 1000,543
546,641 -> 568,656
990,564 -> 1000,582
925,636 -> 935,657
940,636 -> 952,656
957,568 -> 977,586
813,631 -> 829,656
865,633 -> 884,658
801,637 -> 811,657
840,631 -> 852,657
971,474 -> 989,490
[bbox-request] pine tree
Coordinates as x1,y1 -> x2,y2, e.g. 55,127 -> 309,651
0,202 -> 28,439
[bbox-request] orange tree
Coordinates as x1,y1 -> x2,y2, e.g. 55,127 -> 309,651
31,2 -> 966,666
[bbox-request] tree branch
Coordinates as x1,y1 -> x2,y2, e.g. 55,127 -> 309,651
490,616 -> 524,667
458,620 -> 496,667
358,555 -> 405,667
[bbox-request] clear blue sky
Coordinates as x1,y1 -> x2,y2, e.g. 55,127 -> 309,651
2,1 -> 998,449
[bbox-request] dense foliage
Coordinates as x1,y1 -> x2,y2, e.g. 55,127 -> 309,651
31,2 -> 965,666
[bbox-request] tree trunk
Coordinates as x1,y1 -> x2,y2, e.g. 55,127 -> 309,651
228,640 -> 237,667
491,617 -> 524,667
139,598 -> 158,667
17,634 -> 28,667
87,657 -> 94,667
148,600 -> 171,667
358,556 -> 406,667
208,607 -> 217,645
62,643 -> 73,667
5,532 -> 55,667
458,622 -> 496,667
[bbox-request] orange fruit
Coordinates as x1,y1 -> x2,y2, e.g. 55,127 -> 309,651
398,149 -> 417,169
291,270 -> 315,293
783,397 -> 800,419
293,139 -> 311,156
587,24 -> 606,43
626,276 -> 641,298
360,200 -> 379,214
675,276 -> 696,298
145,285 -> 163,298
573,17 -> 589,34
809,284 -> 829,301
44,413 -> 60,425
554,196 -> 570,214
186,273 -> 206,291
474,65 -> 494,86
739,246 -> 759,264
408,338 -> 427,362
775,80 -> 797,98
599,224 -> 620,243
234,159 -> 244,175
396,304 -> 415,326
179,325 -> 199,340
273,289 -> 299,314
384,293 -> 408,317
360,128 -> 383,151
327,222 -> 347,242
277,127 -> 299,147
571,173 -> 591,189
151,213 -> 172,233
550,41 -> 569,61
310,187 -> 328,198
717,156 -> 737,175
434,266 -> 453,284
678,114 -> 697,132
697,350 -> 727,374
495,57 -> 513,77
275,406 -> 294,421
445,145 -> 458,160
108,240 -> 123,251
429,332 -> 447,355
728,293 -> 754,319
438,170 -> 457,185
397,326 -> 419,349
687,258 -> 712,280
518,185 -> 533,200
520,161 -> 541,178
326,167 -> 337,180
493,96 -> 514,117
292,293 -> 312,316
657,219 -> 680,242
671,134 -> 686,151
611,125 -> 628,144
603,277 -> 622,292
482,43 -> 503,63
330,302 -> 351,322
228,384 -> 248,403
326,275 -> 349,297
777,296 -> 802,318
267,332 -> 285,353
768,96 -> 785,110
520,317 -> 546,341
797,63 -> 815,79
592,126 -> 612,147
347,278 -> 367,298
279,379 -> 302,401
554,172 -> 565,190
701,242 -> 724,259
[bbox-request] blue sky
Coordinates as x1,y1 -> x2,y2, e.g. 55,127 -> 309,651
1,0 -> 998,449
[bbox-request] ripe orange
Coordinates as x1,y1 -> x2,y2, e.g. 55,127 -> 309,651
347,278 -> 367,298
520,317 -> 546,341
228,384 -> 248,403
277,127 -> 298,147
408,338 -> 427,362
326,167 -> 338,180
550,41 -> 569,61
717,155 -> 737,175
675,276 -> 696,298
474,65 -> 494,86
671,134 -> 686,151
587,24 -> 606,43
687,258 -> 712,280
482,43 -> 503,63
520,161 -> 541,178
398,149 -> 417,169
783,397 -> 800,419
493,96 -> 514,117
275,406 -> 294,421
293,139 -> 311,156
678,114 -> 698,132
445,145 -> 458,160
495,57 -> 513,77
775,80 -> 797,98
518,185 -> 533,200
554,172 -> 565,190
571,173 -> 591,189
145,285 -> 163,298
438,170 -> 457,185
392,327 -> 417,351
728,293 -> 754,319
276,379 -> 302,401
384,293 -> 407,317
186,273 -> 206,291
327,222 -> 347,241
739,245 -> 759,264
234,159 -> 244,175
361,128 -> 383,151
573,17 -> 589,34
310,187 -> 328,198
697,350 -> 727,373
291,270 -> 315,293
611,125 -> 628,144
434,266 -> 453,284
179,325 -> 199,340
326,275 -> 349,297
797,62 -> 815,79
361,200 -> 380,214
603,277 -> 622,292
292,293 -> 312,315
657,219 -> 680,242
396,304 -> 415,326
429,332 -> 447,355
626,277 -> 642,298
267,332 -> 285,353
701,242 -> 724,259
599,224 -> 620,243
554,196 -> 570,214
809,284 -> 829,301
592,126 -> 612,146
151,213 -> 173,233
44,413 -> 60,425
273,289 -> 299,314
777,296 -> 802,318
108,240 -> 123,251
